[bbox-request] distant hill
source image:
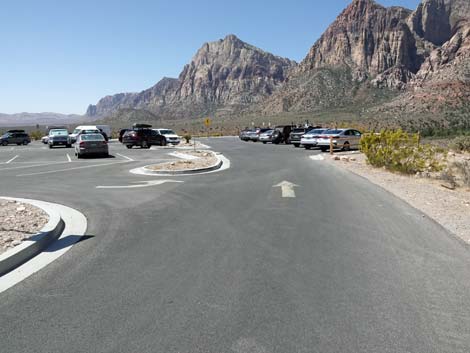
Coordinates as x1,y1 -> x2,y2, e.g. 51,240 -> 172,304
0,112 -> 89,127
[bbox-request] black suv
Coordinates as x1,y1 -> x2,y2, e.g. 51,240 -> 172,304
122,124 -> 166,149
0,130 -> 31,146
289,126 -> 321,147
271,125 -> 296,144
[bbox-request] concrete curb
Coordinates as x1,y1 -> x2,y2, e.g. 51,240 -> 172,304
142,153 -> 223,175
0,197 -> 65,277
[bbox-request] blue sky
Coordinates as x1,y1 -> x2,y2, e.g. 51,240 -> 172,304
0,0 -> 420,114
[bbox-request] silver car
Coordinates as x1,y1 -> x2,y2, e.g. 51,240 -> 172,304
316,129 -> 362,152
300,128 -> 327,149
259,129 -> 274,144
75,133 -> 109,158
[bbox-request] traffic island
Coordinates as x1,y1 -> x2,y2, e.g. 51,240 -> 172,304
130,150 -> 229,176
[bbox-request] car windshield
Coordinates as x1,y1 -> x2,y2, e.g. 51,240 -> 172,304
159,129 -> 176,135
82,129 -> 100,134
263,130 -> 273,134
49,130 -> 68,136
292,128 -> 305,133
1,133 -> 10,138
80,134 -> 104,141
307,129 -> 325,135
323,129 -> 343,135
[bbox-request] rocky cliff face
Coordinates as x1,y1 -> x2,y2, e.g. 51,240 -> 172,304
262,0 -> 470,117
86,35 -> 295,119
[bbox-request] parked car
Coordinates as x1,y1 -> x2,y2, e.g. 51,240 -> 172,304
0,131 -> 31,146
316,129 -> 362,152
289,127 -> 319,147
300,128 -> 327,149
75,133 -> 109,158
122,123 -> 166,148
259,129 -> 274,144
69,126 -> 101,144
153,128 -> 181,145
41,135 -> 49,144
239,129 -> 251,141
119,129 -> 130,143
271,125 -> 295,144
48,129 -> 71,148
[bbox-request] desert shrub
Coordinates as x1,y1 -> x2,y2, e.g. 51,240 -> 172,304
451,136 -> 470,152
183,134 -> 191,143
29,130 -> 43,141
454,161 -> 470,187
360,129 -> 445,174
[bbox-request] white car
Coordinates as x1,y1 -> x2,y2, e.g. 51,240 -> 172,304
69,125 -> 101,144
41,135 -> 49,144
300,128 -> 327,149
316,129 -> 362,152
153,129 -> 180,145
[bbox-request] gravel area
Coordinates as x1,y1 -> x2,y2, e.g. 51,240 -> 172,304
146,151 -> 219,172
327,152 -> 470,243
0,199 -> 49,254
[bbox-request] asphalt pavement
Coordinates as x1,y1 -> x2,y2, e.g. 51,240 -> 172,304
1,138 -> 470,353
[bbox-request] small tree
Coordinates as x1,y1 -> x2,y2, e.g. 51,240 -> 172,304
183,134 -> 191,143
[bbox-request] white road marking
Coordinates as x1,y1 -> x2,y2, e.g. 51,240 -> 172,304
116,153 -> 134,161
273,181 -> 299,198
5,155 -> 18,164
0,198 -> 87,294
17,160 -> 130,177
96,179 -> 183,189
66,153 -> 72,162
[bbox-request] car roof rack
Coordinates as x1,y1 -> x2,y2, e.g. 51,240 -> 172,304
7,129 -> 26,133
132,123 -> 152,129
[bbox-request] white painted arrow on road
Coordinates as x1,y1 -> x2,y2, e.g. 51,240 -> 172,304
96,179 -> 183,189
273,181 -> 299,198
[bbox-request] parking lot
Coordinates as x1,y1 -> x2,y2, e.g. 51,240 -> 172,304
3,137 -> 470,353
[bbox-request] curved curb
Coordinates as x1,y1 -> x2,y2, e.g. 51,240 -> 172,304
143,159 -> 223,175
130,153 -> 230,177
0,197 -> 64,277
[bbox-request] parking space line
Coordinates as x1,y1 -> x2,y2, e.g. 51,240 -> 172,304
17,160 -> 131,177
67,154 -> 72,162
0,162 -> 70,171
116,153 -> 134,161
6,155 -> 19,164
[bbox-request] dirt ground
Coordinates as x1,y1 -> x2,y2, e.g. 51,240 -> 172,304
0,199 -> 49,254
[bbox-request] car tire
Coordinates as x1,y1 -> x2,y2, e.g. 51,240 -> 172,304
66,144 -> 71,148
294,144 -> 300,148
141,141 -> 148,149
262,142 -> 267,144
2,141 -> 8,146
161,138 -> 167,146
343,142 -> 350,151
126,145 -> 132,149
77,153 -> 81,159
49,144 -> 53,149
305,145 -> 311,150
320,146 -> 328,152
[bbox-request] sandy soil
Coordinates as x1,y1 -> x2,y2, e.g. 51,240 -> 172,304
0,199 -> 49,254
327,152 -> 470,243
146,151 -> 219,172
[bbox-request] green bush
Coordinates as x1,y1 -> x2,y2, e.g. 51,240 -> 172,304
451,136 -> 470,152
183,134 -> 191,143
360,129 -> 445,174
30,130 -> 43,141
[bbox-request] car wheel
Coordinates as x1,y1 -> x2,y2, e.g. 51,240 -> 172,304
262,142 -> 267,144
305,145 -> 311,150
66,144 -> 72,148
49,144 -> 53,149
294,144 -> 300,148
126,145 -> 132,149
160,138 -> 167,146
77,153 -> 81,159
2,141 -> 8,146
141,141 -> 148,149
343,142 -> 350,151
320,146 -> 328,152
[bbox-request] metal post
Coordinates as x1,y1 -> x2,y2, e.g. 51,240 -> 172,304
330,136 -> 334,155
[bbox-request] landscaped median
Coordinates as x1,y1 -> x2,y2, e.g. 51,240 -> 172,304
131,150 -> 229,176
0,197 -> 64,276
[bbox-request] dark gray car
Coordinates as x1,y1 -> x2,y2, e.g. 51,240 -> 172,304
48,129 -> 71,148
0,131 -> 31,146
75,133 -> 109,158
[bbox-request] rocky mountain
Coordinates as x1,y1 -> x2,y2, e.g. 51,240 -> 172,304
0,112 -> 88,127
262,0 -> 470,125
86,35 -> 295,120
